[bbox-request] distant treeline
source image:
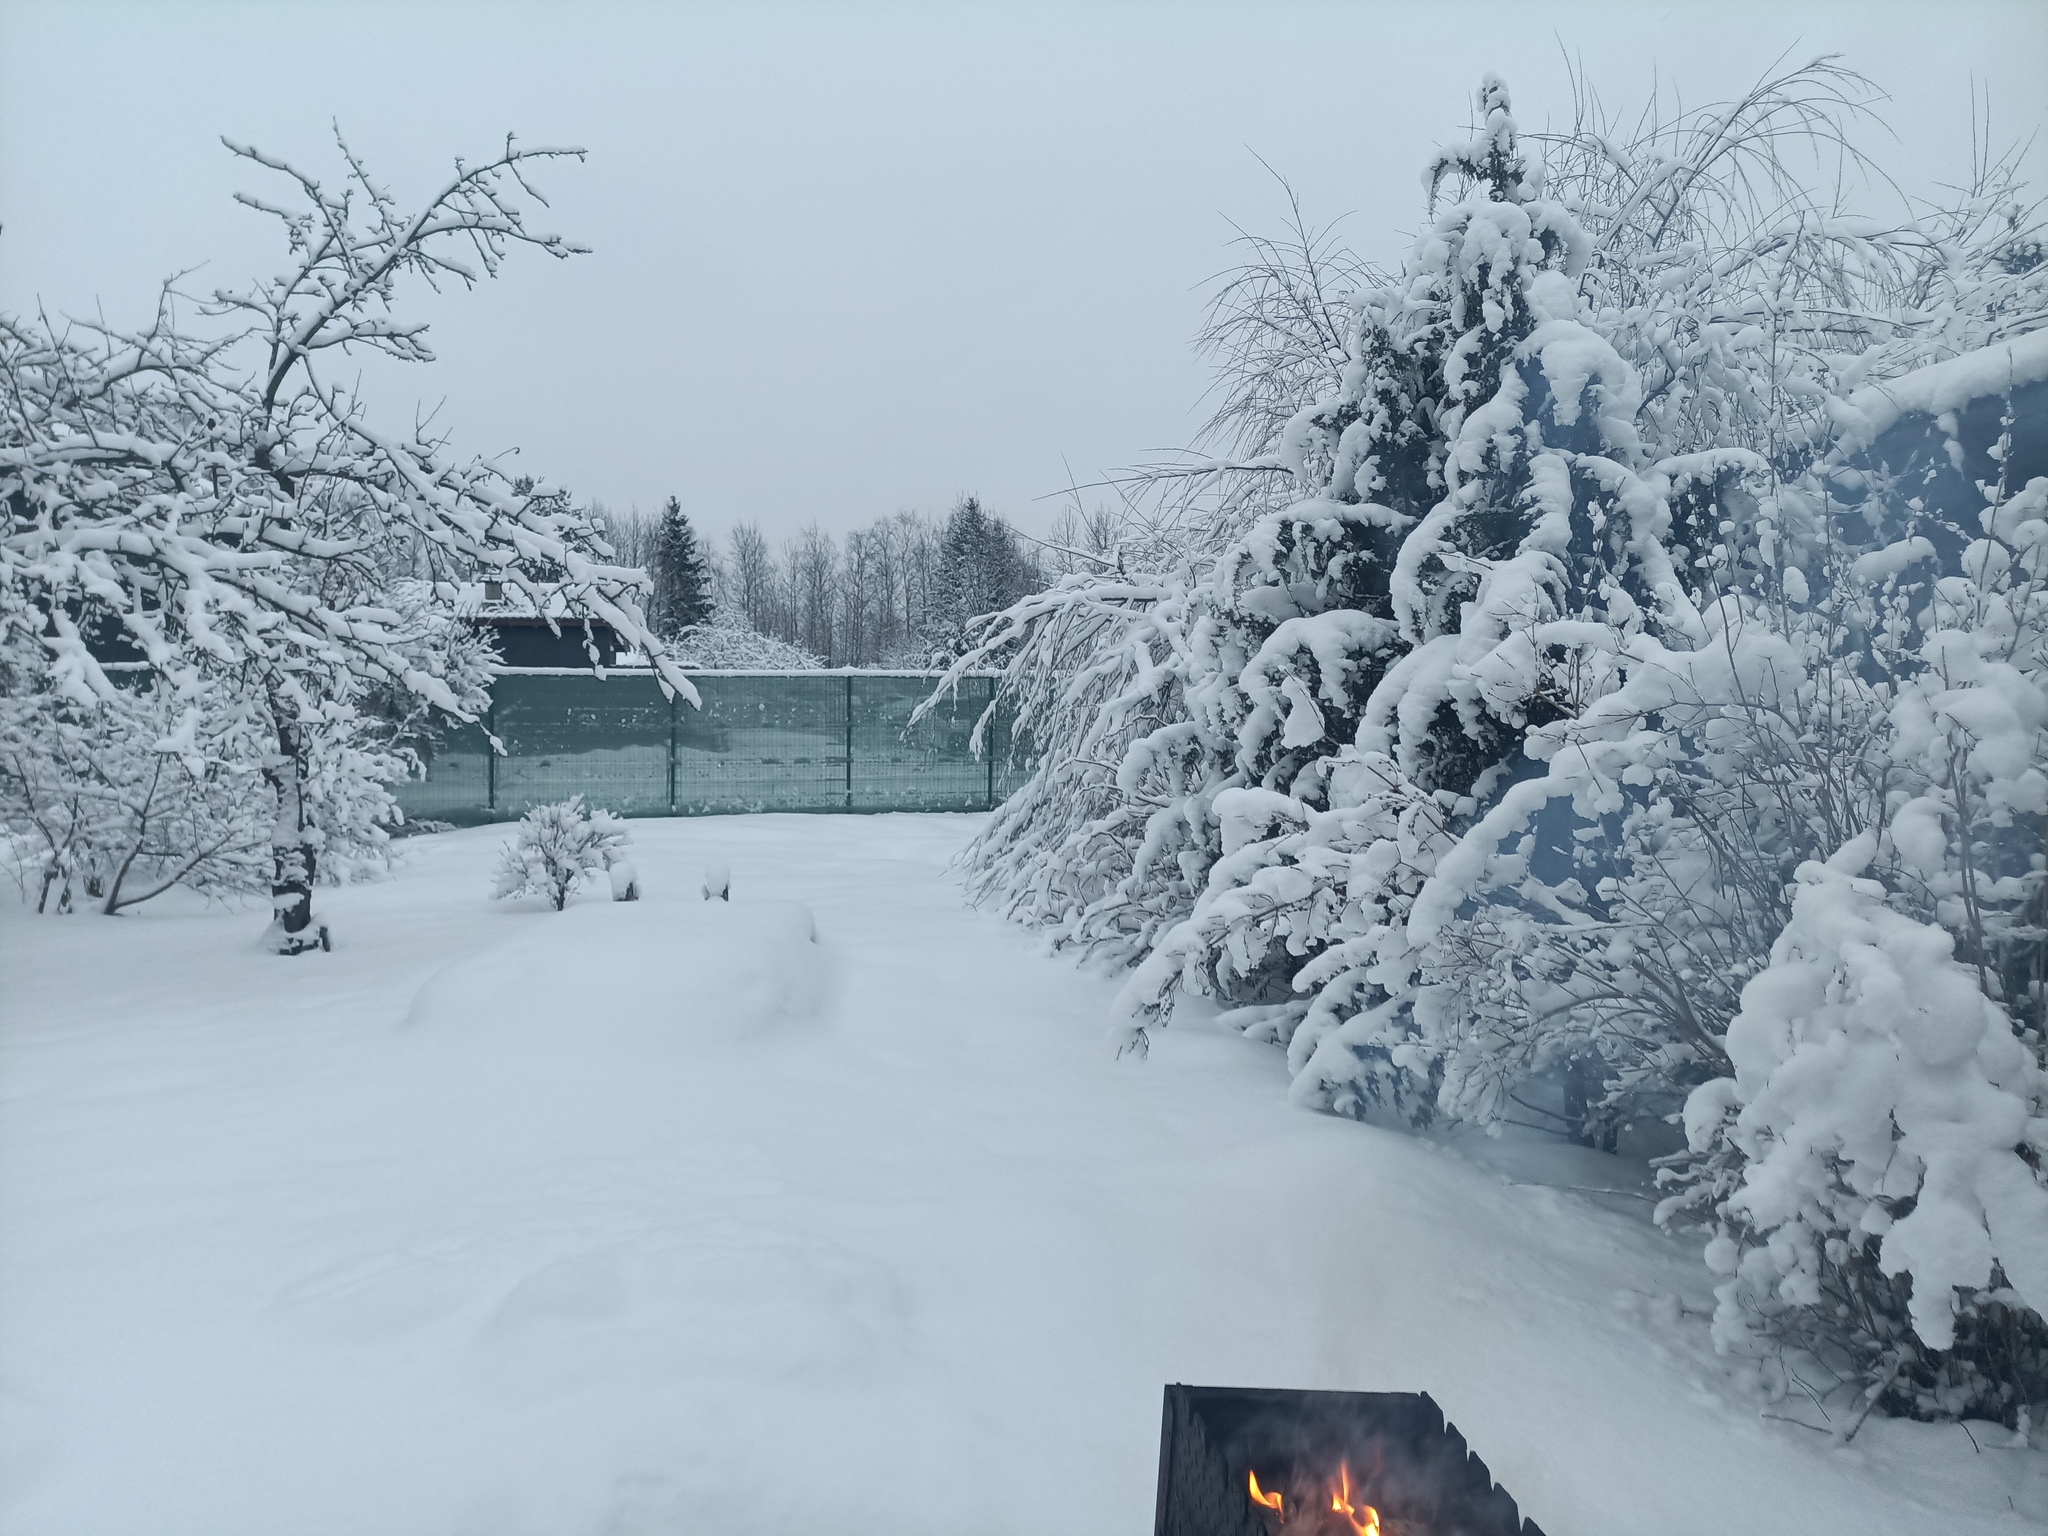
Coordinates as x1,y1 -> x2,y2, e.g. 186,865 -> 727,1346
599,495 -> 1083,667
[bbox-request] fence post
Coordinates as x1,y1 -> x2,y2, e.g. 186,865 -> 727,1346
985,676 -> 995,810
844,673 -> 855,809
487,699 -> 497,815
668,691 -> 678,813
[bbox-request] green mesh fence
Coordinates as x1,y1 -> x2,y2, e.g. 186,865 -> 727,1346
391,671 -> 1025,824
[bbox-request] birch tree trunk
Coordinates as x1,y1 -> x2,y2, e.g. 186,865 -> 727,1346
262,709 -> 327,954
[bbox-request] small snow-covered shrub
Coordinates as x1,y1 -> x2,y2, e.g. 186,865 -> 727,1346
491,796 -> 629,911
392,819 -> 456,839
0,688 -> 258,913
1675,840 -> 2048,1422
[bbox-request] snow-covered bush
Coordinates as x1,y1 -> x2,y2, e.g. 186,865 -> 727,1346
1677,840 -> 2048,1421
1653,394 -> 2048,1417
933,63 -> 2047,1423
0,687 -> 264,913
491,797 -> 630,912
0,675 -> 410,916
666,620 -> 822,670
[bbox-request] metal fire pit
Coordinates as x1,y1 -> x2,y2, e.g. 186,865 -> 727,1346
1153,1385 -> 1547,1536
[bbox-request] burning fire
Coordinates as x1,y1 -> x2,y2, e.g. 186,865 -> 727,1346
1248,1470 -> 1284,1513
1329,1462 -> 1381,1536
1247,1464 -> 1379,1534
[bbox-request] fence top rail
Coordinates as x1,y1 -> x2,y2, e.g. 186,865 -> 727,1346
489,667 -> 1001,680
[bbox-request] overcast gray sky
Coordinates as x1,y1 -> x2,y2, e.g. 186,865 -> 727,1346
3,0 -> 2044,546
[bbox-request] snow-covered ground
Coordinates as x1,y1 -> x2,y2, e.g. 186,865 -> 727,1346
2,813 -> 2042,1535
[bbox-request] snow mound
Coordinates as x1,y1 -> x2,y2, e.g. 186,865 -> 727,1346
405,895 -> 828,1051
6,815 -> 2043,1536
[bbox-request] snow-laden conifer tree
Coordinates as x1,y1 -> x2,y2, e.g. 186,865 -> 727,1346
1116,77 -> 1689,1101
921,497 -> 1040,660
651,496 -> 713,637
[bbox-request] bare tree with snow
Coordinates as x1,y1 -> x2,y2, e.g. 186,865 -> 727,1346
1,130 -> 696,950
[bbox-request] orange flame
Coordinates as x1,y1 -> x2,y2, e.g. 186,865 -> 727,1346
1329,1462 -> 1381,1536
1248,1470 -> 1284,1514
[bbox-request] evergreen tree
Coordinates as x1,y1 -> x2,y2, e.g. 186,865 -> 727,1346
925,496 -> 1039,657
651,496 -> 714,637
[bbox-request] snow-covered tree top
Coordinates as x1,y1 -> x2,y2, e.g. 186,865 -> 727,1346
2,130 -> 699,722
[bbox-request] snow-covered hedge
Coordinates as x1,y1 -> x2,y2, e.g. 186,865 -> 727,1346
934,68 -> 2048,1424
